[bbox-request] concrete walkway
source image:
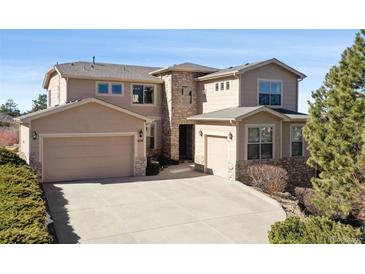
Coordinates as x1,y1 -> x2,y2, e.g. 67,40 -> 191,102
43,164 -> 285,244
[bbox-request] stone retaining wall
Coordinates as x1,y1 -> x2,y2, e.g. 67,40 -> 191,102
236,156 -> 314,189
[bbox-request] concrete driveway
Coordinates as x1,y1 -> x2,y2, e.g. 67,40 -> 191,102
43,164 -> 285,244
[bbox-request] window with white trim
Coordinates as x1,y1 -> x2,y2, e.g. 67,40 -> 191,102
258,79 -> 282,106
291,125 -> 304,156
226,81 -> 230,90
146,123 -> 156,149
247,126 -> 273,160
215,83 -> 219,91
132,84 -> 154,104
111,83 -> 122,95
97,82 -> 123,95
220,82 -> 224,91
97,83 -> 109,94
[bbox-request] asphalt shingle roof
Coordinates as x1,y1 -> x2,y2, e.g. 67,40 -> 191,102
188,106 -> 308,121
55,61 -> 163,82
150,62 -> 218,74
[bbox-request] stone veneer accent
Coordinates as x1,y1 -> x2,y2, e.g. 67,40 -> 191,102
236,156 -> 315,189
29,152 -> 42,179
135,157 -> 147,176
161,71 -> 204,161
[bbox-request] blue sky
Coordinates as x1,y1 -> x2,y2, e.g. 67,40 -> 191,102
0,29 -> 359,113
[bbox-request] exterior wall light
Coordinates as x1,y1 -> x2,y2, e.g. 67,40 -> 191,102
32,130 -> 38,140
228,132 -> 233,140
199,129 -> 203,137
139,129 -> 143,138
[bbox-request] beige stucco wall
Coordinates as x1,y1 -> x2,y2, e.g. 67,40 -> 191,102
194,121 -> 237,181
47,72 -> 67,107
65,78 -> 162,152
240,63 -> 299,111
199,76 -> 239,113
19,124 -> 30,163
29,102 -> 146,175
48,72 -> 60,107
66,78 -> 162,117
237,112 -> 282,161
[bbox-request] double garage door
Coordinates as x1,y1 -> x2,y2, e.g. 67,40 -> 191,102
42,135 -> 134,182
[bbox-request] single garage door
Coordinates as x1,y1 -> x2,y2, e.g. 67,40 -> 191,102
43,135 -> 134,182
206,136 -> 228,178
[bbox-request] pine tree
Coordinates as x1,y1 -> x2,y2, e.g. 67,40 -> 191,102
31,94 -> 47,112
303,30 -> 365,219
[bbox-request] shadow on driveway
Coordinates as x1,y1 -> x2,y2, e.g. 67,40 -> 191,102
43,184 -> 81,244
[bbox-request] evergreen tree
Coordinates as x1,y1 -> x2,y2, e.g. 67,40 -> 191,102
304,30 -> 365,219
0,99 -> 21,117
31,94 -> 47,112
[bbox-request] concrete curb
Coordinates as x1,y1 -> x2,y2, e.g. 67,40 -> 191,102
232,180 -> 285,210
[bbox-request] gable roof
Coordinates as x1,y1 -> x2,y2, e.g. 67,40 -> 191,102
17,98 -> 152,123
149,62 -> 218,75
43,61 -> 163,88
196,58 -> 306,81
188,106 -> 308,122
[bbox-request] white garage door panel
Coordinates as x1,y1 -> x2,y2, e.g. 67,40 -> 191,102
206,136 -> 228,178
43,136 -> 134,182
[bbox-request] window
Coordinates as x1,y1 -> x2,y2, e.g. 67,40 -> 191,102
291,125 -> 304,156
247,126 -> 273,160
215,83 -> 219,91
146,123 -> 155,149
111,83 -> 122,95
226,81 -> 230,90
220,82 -> 224,91
97,83 -> 109,94
258,80 -> 282,106
182,86 -> 192,105
97,82 -> 123,95
132,84 -> 154,104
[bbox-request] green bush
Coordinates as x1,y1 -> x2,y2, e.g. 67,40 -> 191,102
0,148 -> 26,166
0,164 -> 52,244
268,216 -> 362,244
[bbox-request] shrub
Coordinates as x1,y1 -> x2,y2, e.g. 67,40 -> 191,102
0,148 -> 26,166
268,216 -> 362,244
0,164 -> 52,243
157,154 -> 171,168
146,160 -> 160,176
0,129 -> 18,146
357,189 -> 365,224
246,164 -> 288,194
294,187 -> 322,216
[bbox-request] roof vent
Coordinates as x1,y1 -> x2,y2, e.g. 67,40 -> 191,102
245,62 -> 250,65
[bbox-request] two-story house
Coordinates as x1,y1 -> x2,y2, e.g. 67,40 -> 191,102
17,58 -> 314,185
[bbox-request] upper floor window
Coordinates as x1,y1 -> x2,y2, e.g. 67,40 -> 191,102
220,82 -> 224,91
215,83 -> 219,91
182,86 -> 192,105
111,83 -> 122,95
258,79 -> 282,106
247,126 -> 273,160
226,81 -> 230,90
97,83 -> 109,94
291,125 -> 304,156
132,84 -> 154,104
97,82 -> 123,95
